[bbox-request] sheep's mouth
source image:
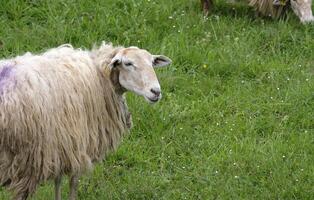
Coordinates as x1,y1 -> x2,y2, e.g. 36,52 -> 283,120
145,96 -> 159,103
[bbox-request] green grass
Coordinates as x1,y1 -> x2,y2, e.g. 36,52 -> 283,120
0,0 -> 313,199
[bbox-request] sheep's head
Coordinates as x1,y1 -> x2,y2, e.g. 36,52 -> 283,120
290,0 -> 314,23
109,47 -> 171,103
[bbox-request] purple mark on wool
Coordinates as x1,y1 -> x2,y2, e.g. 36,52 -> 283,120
0,66 -> 13,80
0,64 -> 15,95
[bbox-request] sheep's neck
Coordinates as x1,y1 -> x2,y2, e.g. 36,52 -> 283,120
109,68 -> 126,95
117,93 -> 132,129
113,83 -> 126,96
109,68 -> 132,129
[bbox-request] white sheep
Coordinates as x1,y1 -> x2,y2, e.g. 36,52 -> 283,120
0,42 -> 171,200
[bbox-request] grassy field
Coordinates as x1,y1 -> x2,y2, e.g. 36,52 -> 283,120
0,0 -> 313,199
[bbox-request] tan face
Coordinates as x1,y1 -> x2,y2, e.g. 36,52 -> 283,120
109,47 -> 171,103
290,0 -> 314,23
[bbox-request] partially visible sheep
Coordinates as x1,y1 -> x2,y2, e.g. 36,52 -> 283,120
200,0 -> 314,23
0,42 -> 172,200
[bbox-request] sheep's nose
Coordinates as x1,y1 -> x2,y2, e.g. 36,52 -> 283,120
150,88 -> 161,97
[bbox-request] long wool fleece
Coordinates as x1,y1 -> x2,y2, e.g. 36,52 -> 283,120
0,43 -> 130,198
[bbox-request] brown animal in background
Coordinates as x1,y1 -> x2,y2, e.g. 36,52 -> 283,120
200,0 -> 314,23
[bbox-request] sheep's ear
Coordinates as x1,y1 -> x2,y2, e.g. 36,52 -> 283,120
153,55 -> 172,68
109,55 -> 122,69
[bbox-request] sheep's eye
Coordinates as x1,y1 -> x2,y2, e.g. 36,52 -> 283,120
124,62 -> 133,67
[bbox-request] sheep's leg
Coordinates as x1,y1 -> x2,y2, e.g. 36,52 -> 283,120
69,175 -> 79,200
14,191 -> 29,200
55,175 -> 62,200
12,176 -> 37,200
201,0 -> 214,16
1,178 -> 11,187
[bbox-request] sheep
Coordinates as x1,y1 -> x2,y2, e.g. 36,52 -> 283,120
0,42 -> 172,200
200,0 -> 314,23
